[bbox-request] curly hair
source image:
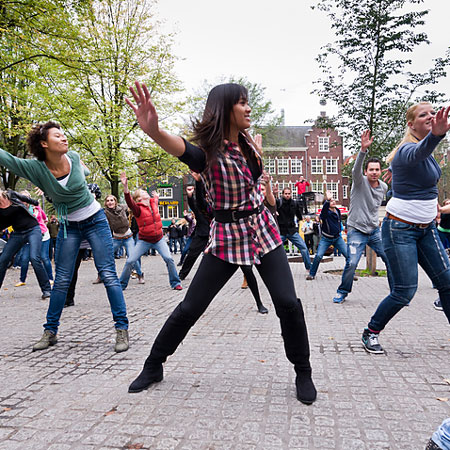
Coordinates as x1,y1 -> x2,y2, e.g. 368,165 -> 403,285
26,121 -> 62,161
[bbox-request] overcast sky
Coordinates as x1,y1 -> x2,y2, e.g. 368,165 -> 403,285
156,0 -> 450,127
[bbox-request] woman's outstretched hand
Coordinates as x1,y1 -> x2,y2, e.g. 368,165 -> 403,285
126,82 -> 159,138
126,81 -> 185,157
432,106 -> 450,137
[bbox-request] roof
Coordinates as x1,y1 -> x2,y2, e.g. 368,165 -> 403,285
264,126 -> 311,147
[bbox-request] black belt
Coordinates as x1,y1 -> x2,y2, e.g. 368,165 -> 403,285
214,204 -> 264,223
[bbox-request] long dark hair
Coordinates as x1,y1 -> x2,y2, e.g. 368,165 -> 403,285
191,83 -> 252,165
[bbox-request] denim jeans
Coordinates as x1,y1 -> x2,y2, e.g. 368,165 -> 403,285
49,237 -> 57,261
113,236 -> 142,276
0,225 -> 50,293
368,218 -> 450,332
280,232 -> 311,270
20,239 -> 53,282
309,235 -> 348,277
337,227 -> 392,296
179,236 -> 193,264
45,209 -> 128,333
120,236 -> 181,289
169,238 -> 178,254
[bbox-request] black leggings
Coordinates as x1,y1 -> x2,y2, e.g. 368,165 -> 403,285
145,245 -> 312,373
240,265 -> 264,308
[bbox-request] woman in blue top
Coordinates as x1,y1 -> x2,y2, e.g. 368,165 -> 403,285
362,103 -> 450,354
0,121 -> 129,353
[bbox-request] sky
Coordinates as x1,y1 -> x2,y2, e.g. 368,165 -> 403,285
155,0 -> 450,128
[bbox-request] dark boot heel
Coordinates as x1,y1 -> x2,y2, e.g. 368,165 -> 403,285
295,371 -> 317,405
128,364 -> 163,393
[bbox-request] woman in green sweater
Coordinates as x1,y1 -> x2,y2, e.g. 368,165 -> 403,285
0,121 -> 129,353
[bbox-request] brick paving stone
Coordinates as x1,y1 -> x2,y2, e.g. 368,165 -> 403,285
0,255 -> 449,449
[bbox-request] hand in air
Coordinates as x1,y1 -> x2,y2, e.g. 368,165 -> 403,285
361,129 -> 374,152
126,82 -> 159,138
431,106 -> 450,137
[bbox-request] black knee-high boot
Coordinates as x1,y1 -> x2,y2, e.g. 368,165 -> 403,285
128,303 -> 197,393
277,299 -> 317,404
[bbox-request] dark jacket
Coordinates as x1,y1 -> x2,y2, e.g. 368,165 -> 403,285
0,190 -> 39,230
276,197 -> 303,235
320,201 -> 342,238
188,181 -> 212,238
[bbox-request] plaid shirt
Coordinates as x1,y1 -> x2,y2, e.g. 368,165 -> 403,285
180,139 -> 281,265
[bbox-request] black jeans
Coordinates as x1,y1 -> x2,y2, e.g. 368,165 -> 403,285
145,245 -> 312,373
178,235 -> 209,279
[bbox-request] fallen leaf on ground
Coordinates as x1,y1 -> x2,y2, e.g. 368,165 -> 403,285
436,397 -> 449,402
104,406 -> 117,416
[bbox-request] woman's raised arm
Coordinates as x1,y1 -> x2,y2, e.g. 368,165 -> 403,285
126,81 -> 185,157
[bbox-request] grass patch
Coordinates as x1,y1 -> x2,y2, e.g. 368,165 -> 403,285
325,268 -> 387,277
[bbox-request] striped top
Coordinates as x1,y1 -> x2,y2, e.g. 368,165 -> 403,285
179,137 -> 281,265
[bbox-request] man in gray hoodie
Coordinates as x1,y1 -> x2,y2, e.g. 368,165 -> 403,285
332,130 -> 392,303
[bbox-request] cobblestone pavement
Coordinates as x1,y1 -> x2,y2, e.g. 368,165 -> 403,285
0,253 -> 449,449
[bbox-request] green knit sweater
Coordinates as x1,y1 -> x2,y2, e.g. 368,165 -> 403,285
0,149 -> 93,220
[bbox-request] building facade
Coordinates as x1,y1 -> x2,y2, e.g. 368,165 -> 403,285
264,118 -> 350,212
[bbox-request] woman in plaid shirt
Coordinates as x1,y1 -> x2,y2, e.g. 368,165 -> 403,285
125,81 -> 317,404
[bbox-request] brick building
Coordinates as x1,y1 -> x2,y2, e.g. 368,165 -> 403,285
264,115 -> 349,213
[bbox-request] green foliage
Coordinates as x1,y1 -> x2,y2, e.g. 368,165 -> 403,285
312,0 -> 449,159
188,76 -> 283,142
0,0 -> 185,197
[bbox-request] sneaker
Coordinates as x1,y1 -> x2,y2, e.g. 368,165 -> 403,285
114,329 -> 129,353
32,330 -> 57,351
138,273 -> 145,285
333,293 -> 346,304
15,282 -> 26,287
130,271 -> 137,279
41,291 -> 51,299
361,328 -> 384,354
173,285 -> 182,291
433,298 -> 443,311
306,275 -> 315,281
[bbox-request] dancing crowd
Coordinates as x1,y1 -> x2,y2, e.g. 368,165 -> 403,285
0,80 -> 449,425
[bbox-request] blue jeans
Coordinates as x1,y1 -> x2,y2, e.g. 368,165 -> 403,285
337,227 -> 392,296
368,218 -> 450,332
0,225 -> 50,293
113,236 -> 142,276
169,238 -> 178,254
20,239 -> 53,282
45,209 -> 128,333
280,232 -> 311,270
120,236 -> 181,289
179,236 -> 193,264
310,235 -> 348,277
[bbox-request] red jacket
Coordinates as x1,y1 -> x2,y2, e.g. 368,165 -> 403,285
125,192 -> 163,243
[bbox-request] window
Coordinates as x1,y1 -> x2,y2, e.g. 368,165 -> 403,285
326,182 -> 339,201
291,158 -> 303,175
265,157 -> 276,175
158,206 -> 165,218
167,205 -> 178,218
326,158 -> 338,174
289,183 -> 298,200
311,158 -> 323,174
277,157 -> 289,175
311,181 -> 323,193
158,187 -> 173,199
318,136 -> 329,152
343,185 -> 348,199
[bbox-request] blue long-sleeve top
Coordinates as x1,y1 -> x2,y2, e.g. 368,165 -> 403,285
391,132 -> 444,201
320,200 -> 342,238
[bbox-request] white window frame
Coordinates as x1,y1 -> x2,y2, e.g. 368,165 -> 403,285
326,158 -> 338,174
158,187 -> 173,199
326,182 -> 339,201
291,157 -> 303,175
277,157 -> 289,175
265,157 -> 276,175
167,205 -> 178,219
343,185 -> 348,199
318,136 -> 330,152
158,205 -> 166,218
310,158 -> 323,174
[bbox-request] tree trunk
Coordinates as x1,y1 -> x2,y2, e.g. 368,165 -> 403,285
366,246 -> 377,275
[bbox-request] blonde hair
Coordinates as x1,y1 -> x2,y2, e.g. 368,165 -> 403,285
386,102 -> 431,164
132,188 -> 146,202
